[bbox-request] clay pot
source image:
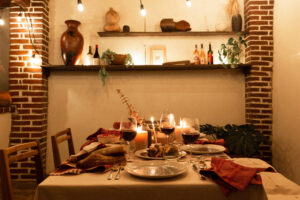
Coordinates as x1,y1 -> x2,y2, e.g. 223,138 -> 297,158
160,18 -> 176,32
232,14 -> 242,32
61,20 -> 84,65
112,54 -> 127,65
0,92 -> 12,107
175,20 -> 191,31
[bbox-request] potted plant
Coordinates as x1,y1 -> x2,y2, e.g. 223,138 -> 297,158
200,124 -> 268,157
218,33 -> 247,69
99,49 -> 134,86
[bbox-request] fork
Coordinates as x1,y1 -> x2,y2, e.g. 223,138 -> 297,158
114,166 -> 124,180
192,164 -> 206,180
107,167 -> 118,180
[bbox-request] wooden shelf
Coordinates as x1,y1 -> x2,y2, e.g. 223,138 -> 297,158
42,64 -> 251,77
97,31 -> 245,37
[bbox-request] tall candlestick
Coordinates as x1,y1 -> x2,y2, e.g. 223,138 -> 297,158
151,117 -> 157,144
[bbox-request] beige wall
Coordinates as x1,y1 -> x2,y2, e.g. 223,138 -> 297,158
0,113 -> 11,148
47,0 -> 245,172
273,0 -> 300,185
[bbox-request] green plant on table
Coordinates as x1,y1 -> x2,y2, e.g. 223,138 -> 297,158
218,33 -> 247,69
98,49 -> 134,86
200,124 -> 268,157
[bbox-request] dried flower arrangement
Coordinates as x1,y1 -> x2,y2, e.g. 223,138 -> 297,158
116,89 -> 142,124
226,0 -> 240,17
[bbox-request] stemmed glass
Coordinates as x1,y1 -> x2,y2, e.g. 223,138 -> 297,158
120,118 -> 137,162
181,118 -> 200,163
160,112 -> 176,146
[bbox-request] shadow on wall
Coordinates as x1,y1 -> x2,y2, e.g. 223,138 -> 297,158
0,8 -> 10,91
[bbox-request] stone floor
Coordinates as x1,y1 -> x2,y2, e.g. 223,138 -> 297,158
0,182 -> 37,200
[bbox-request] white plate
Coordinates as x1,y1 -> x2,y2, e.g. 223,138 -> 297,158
135,149 -> 187,160
181,144 -> 226,154
125,161 -> 188,179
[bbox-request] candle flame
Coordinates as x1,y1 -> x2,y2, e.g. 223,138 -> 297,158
136,126 -> 143,133
150,117 -> 154,123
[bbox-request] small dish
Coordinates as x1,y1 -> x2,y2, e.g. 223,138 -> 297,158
135,149 -> 187,160
181,144 -> 226,154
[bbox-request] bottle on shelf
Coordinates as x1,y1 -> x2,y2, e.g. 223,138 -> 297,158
193,44 -> 200,65
93,45 -> 100,65
85,46 -> 93,65
199,44 -> 207,65
207,42 -> 213,65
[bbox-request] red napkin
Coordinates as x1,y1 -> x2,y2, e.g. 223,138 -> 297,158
200,157 -> 274,196
113,121 -> 132,130
195,139 -> 225,146
86,128 -> 121,141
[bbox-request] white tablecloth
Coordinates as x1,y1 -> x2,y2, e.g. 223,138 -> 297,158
35,158 -> 300,200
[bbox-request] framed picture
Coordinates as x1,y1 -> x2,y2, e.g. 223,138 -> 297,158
150,46 -> 166,65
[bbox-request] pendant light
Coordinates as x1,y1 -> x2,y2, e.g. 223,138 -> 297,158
0,16 -> 4,26
186,0 -> 192,7
77,0 -> 84,12
140,0 -> 146,16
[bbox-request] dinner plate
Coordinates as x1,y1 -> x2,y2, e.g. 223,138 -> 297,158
135,149 -> 187,160
181,144 -> 226,154
125,160 -> 188,179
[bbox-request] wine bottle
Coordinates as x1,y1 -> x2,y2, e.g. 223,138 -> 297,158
85,46 -> 93,65
207,43 -> 214,65
193,44 -> 200,65
199,44 -> 206,64
93,45 -> 100,65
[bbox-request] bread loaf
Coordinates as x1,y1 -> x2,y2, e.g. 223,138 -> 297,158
77,154 -> 126,169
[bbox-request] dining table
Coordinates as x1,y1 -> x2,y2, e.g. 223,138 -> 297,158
34,155 -> 300,200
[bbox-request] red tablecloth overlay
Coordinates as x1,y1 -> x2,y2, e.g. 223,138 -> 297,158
200,157 -> 274,196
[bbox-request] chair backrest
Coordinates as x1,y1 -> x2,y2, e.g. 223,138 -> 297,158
51,128 -> 75,169
0,141 -> 44,200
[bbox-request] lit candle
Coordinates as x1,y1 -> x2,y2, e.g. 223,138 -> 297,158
151,117 -> 157,144
134,126 -> 148,151
174,119 -> 191,142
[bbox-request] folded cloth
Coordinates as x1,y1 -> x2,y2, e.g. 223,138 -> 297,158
200,157 -> 274,196
82,128 -> 121,150
195,139 -> 225,146
50,160 -> 112,176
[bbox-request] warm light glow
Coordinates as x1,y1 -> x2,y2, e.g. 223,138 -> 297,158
136,126 -> 144,134
0,17 -> 4,26
78,3 -> 84,12
29,51 -> 42,67
186,0 -> 192,7
77,0 -> 84,12
150,117 -> 154,123
140,8 -> 146,16
17,12 -> 22,22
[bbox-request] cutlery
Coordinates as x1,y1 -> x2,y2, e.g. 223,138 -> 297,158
192,164 -> 206,180
107,167 -> 118,180
114,166 -> 124,180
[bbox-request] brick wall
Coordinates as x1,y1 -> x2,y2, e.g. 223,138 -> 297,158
244,0 -> 274,163
9,0 -> 49,180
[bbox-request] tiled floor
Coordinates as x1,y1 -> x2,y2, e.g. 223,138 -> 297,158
0,182 -> 37,200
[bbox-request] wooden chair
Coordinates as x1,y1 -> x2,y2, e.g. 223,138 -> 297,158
0,141 -> 45,200
51,128 -> 75,169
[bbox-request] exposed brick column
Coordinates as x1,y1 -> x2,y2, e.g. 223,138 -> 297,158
9,0 -> 49,180
244,0 -> 274,163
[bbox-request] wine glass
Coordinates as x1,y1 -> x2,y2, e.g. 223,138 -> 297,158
160,112 -> 176,145
182,118 -> 200,163
120,118 -> 137,161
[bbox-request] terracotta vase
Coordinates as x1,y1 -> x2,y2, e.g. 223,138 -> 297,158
232,14 -> 242,32
112,54 -> 127,65
61,20 -> 84,65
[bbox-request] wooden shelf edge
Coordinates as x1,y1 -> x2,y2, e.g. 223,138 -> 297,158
42,64 -> 251,78
97,31 -> 246,37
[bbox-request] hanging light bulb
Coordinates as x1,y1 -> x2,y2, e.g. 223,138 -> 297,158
140,0 -> 146,16
30,52 -> 42,66
17,12 -> 22,22
0,16 -> 4,26
77,0 -> 84,12
186,0 -> 192,7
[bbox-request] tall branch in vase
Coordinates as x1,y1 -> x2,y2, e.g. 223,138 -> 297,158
116,89 -> 142,124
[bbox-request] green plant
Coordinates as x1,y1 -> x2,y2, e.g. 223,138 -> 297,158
218,33 -> 247,69
98,49 -> 134,86
200,124 -> 268,157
